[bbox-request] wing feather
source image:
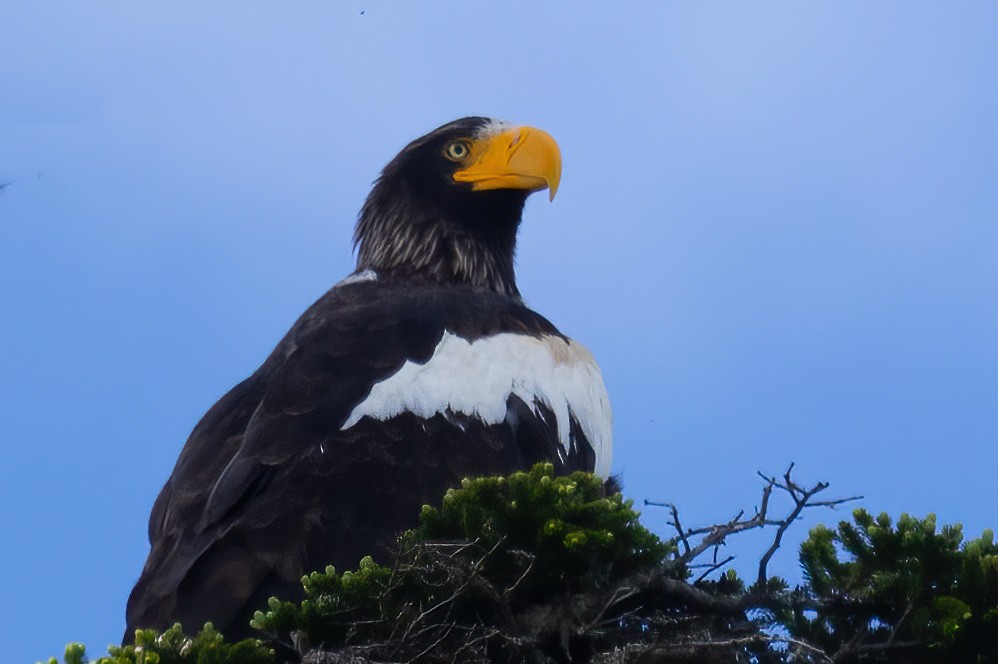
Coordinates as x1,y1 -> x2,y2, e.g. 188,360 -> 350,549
125,279 -> 581,640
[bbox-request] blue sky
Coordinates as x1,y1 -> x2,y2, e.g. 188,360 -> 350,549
2,2 -> 996,660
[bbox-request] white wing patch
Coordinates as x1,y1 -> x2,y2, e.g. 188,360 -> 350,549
335,269 -> 378,287
341,331 -> 613,477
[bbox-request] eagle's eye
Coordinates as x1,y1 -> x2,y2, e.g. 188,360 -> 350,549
443,140 -> 471,162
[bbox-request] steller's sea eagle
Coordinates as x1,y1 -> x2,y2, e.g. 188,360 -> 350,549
124,117 -> 612,641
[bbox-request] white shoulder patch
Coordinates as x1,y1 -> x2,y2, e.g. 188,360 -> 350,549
341,331 -> 613,478
335,269 -> 378,287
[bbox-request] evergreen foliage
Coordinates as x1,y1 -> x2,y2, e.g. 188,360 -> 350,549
43,623 -> 272,664
412,463 -> 673,593
44,467 -> 998,663
779,509 -> 998,662
251,463 -> 688,662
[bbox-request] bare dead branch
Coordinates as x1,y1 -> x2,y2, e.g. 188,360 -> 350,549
579,584 -> 642,634
644,500 -> 693,557
647,463 -> 862,593
754,465 -> 862,588
693,555 -> 735,584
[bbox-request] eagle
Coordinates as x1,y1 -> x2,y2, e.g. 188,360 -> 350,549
124,117 -> 613,641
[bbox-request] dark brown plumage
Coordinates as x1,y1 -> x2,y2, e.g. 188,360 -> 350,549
124,117 -> 610,641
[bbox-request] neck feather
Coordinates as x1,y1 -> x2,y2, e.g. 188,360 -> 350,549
354,180 -> 523,298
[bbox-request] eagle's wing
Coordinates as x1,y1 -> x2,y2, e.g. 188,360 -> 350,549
126,280 -> 439,635
125,279 -> 592,638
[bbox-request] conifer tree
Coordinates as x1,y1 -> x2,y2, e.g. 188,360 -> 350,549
48,465 -> 998,663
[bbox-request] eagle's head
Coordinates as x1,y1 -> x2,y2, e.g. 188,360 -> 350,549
354,117 -> 562,298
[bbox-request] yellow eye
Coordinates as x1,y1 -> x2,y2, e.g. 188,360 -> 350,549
443,140 -> 470,161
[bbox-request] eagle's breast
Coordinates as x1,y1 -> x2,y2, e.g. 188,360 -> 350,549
341,330 -> 612,477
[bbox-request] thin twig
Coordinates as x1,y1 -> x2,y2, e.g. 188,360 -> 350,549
646,463 -> 862,589
694,555 -> 735,584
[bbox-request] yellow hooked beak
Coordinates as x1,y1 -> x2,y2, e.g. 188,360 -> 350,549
452,126 -> 562,201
